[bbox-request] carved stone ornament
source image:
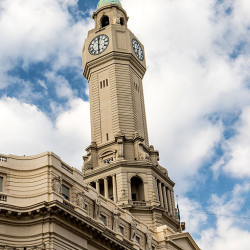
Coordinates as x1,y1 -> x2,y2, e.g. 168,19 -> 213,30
138,143 -> 149,160
113,207 -> 121,233
52,176 -> 62,194
157,165 -> 168,176
76,192 -> 85,209
147,229 -> 153,250
117,138 -> 124,159
130,220 -> 137,242
152,191 -> 157,200
121,189 -> 127,200
94,197 -> 101,221
115,17 -> 120,24
83,184 -> 89,192
134,131 -> 139,139
83,153 -> 93,171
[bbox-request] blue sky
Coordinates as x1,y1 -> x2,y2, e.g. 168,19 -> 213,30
0,0 -> 250,249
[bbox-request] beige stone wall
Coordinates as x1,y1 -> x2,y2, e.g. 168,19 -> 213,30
0,152 -> 155,249
87,57 -> 148,147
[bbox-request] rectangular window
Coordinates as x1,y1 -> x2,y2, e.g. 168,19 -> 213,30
101,214 -> 107,225
106,79 -> 108,86
0,177 -> 3,192
100,81 -> 102,89
136,236 -> 141,245
106,133 -> 109,141
103,80 -> 105,87
119,226 -> 124,235
62,184 -> 70,200
103,157 -> 113,164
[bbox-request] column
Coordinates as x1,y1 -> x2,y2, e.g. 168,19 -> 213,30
96,180 -> 100,193
170,190 -> 175,216
112,175 -> 117,202
167,188 -> 173,215
154,177 -> 159,201
158,182 -> 164,207
104,177 -> 109,198
162,185 -> 169,212
128,180 -> 132,201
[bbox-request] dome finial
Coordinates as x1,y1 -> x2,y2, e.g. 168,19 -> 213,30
97,0 -> 122,9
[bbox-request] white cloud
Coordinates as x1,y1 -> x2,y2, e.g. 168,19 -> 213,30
45,71 -> 75,100
0,0 -> 93,88
0,0 -> 94,168
121,0 -> 250,190
0,96 -> 90,168
198,182 -> 250,250
221,106 -> 250,178
179,197 -> 207,235
38,80 -> 47,90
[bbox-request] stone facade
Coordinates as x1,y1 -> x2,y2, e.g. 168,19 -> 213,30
0,152 -> 199,249
0,152 -> 149,249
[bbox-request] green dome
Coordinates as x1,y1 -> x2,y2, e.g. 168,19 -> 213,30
97,0 -> 122,9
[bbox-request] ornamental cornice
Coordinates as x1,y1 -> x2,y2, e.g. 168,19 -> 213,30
0,201 -> 136,250
92,4 -> 129,20
84,51 -> 146,80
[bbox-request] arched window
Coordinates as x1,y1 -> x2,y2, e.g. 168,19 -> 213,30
101,16 -> 109,28
120,17 -> 124,26
131,176 -> 145,201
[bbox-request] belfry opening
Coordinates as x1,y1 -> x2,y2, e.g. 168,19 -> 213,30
131,176 -> 145,202
101,15 -> 109,28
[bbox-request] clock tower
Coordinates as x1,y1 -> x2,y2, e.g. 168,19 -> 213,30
82,0 -> 181,231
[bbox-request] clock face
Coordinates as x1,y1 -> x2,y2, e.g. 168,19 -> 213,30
132,38 -> 144,61
88,34 -> 109,55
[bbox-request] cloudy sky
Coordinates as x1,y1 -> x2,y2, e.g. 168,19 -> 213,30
0,0 -> 250,248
